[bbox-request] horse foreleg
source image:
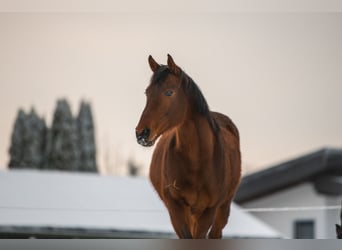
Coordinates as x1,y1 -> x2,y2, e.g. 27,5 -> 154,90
191,207 -> 216,239
165,199 -> 192,239
208,200 -> 232,239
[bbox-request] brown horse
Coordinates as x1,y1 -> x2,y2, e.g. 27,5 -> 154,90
136,54 -> 241,239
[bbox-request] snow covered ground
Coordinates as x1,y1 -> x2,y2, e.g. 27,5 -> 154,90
0,169 -> 282,238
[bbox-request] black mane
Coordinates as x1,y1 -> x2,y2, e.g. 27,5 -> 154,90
181,72 -> 210,116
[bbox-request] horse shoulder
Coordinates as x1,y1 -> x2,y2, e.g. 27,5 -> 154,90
149,133 -> 176,200
149,137 -> 166,197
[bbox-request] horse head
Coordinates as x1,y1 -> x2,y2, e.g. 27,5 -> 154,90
135,55 -> 188,147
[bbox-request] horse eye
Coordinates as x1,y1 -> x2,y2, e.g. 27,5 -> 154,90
164,90 -> 174,97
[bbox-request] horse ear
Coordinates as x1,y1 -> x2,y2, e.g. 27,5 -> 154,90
167,54 -> 181,75
148,55 -> 160,72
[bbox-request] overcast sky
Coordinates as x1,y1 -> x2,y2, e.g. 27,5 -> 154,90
0,11 -> 341,175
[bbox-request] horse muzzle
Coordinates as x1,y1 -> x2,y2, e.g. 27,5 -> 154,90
135,128 -> 154,147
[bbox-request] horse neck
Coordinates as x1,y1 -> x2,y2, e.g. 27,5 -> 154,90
174,113 -> 215,166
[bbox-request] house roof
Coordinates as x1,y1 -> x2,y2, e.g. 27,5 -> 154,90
0,169 -> 282,238
234,148 -> 342,204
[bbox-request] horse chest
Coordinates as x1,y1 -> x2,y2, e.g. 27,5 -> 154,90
152,134 -> 226,210
163,162 -> 218,209
165,178 -> 217,214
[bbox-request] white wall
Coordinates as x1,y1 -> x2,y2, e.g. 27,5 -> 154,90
242,182 -> 341,239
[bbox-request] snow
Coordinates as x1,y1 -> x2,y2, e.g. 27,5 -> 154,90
0,169 -> 282,238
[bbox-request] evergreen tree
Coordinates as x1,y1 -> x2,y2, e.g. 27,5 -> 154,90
77,101 -> 97,172
21,108 -> 47,168
8,99 -> 98,173
8,109 -> 26,168
47,99 -> 79,171
8,108 -> 47,169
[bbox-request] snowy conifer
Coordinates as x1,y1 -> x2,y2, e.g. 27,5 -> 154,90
21,108 -> 47,168
8,109 -> 26,168
77,101 -> 97,172
8,108 -> 47,169
47,99 -> 79,171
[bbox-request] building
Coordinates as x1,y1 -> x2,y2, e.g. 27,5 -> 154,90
235,148 -> 342,239
0,169 -> 282,238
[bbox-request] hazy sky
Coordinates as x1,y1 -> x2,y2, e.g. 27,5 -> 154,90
0,12 -> 341,175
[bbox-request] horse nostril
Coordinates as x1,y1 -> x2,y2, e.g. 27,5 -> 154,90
142,128 -> 150,138
136,128 -> 150,140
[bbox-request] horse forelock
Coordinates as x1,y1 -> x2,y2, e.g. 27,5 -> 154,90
150,65 -> 169,86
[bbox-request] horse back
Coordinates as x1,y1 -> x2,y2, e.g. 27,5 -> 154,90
211,111 -> 241,197
210,111 -> 240,142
